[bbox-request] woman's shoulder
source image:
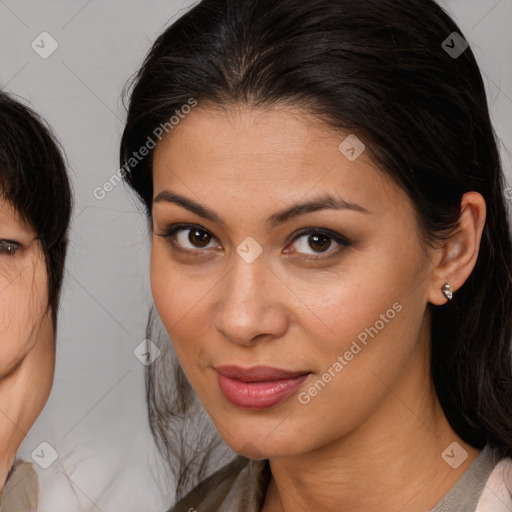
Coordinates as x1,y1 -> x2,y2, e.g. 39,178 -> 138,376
0,460 -> 38,512
168,455 -> 270,512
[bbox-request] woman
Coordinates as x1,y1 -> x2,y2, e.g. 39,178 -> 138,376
0,91 -> 72,509
120,0 -> 512,510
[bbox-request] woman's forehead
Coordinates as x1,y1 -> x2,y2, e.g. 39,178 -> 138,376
0,197 -> 36,234
152,106 -> 409,220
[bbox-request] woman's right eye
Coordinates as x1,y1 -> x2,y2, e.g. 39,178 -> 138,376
157,224 -> 220,254
0,239 -> 22,256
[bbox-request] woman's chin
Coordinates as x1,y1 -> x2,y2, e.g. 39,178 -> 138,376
225,435 -> 308,460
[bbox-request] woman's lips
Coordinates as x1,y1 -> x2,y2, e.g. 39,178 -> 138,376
215,365 -> 311,410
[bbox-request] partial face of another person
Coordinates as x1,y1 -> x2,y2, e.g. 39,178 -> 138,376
150,105 -> 444,459
0,197 -> 54,488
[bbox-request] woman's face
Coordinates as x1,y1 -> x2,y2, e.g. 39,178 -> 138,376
151,105 -> 440,459
0,198 -> 54,486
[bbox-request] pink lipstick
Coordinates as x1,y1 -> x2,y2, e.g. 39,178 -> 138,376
215,365 -> 311,410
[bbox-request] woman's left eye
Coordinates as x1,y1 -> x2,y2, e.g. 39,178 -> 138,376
286,229 -> 350,258
0,239 -> 22,256
157,224 -> 350,259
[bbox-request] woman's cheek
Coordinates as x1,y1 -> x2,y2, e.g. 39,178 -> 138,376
0,264 -> 48,377
0,291 -> 31,376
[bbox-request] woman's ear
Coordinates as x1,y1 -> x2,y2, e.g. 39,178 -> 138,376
427,191 -> 486,306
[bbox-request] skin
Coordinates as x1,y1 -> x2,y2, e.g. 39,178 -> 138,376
0,198 -> 55,490
150,104 -> 486,512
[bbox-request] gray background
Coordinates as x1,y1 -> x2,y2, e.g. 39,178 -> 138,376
0,1 -> 511,511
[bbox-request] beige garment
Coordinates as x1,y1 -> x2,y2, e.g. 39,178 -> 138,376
475,457 -> 512,512
169,455 -> 269,512
0,461 -> 38,512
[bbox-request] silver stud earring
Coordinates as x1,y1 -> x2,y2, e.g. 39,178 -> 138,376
442,283 -> 453,301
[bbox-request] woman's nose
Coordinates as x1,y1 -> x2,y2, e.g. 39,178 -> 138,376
212,249 -> 289,347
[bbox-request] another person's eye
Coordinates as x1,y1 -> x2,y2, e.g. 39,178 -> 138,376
157,223 -> 351,260
0,239 -> 22,256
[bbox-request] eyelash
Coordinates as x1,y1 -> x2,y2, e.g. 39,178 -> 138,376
0,239 -> 22,256
156,223 -> 351,261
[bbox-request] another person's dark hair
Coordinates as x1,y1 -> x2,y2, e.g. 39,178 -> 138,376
120,0 -> 512,499
0,91 -> 73,327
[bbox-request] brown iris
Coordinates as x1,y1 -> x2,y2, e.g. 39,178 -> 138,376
189,228 -> 211,248
308,233 -> 331,252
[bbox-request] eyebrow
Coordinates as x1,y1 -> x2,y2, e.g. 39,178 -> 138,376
153,190 -> 370,229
